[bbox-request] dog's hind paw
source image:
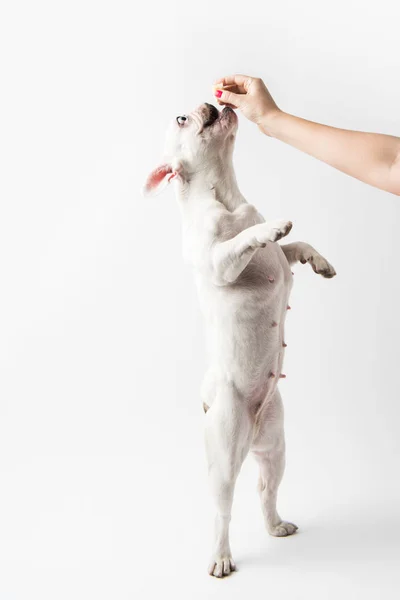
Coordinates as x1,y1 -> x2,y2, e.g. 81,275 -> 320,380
208,555 -> 237,578
268,520 -> 298,537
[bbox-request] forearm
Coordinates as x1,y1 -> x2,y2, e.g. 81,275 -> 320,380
262,111 -> 400,195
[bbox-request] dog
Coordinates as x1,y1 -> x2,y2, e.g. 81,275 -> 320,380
143,103 -> 336,577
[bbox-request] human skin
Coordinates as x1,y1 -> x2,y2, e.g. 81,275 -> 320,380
214,74 -> 400,196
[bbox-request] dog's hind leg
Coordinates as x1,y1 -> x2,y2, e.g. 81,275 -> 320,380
251,390 -> 298,537
280,242 -> 336,278
205,380 -> 252,577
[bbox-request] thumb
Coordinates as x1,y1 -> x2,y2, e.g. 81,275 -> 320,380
215,88 -> 243,108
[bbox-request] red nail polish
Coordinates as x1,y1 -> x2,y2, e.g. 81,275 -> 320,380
215,89 -> 222,98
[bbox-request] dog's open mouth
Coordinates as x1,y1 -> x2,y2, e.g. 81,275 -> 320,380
203,103 -> 235,128
203,103 -> 220,127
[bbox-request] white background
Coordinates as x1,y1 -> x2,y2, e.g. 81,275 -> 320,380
1,1 -> 400,598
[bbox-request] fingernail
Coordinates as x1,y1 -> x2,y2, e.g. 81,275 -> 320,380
215,89 -> 222,98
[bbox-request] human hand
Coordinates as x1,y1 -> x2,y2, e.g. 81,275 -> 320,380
213,74 -> 281,134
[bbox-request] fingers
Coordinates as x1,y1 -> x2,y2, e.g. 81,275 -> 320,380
214,88 -> 243,108
215,83 -> 241,95
214,74 -> 253,93
216,100 -> 237,109
214,83 -> 243,95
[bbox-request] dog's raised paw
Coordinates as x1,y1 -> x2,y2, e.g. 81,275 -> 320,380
268,521 -> 298,537
208,556 -> 237,578
309,255 -> 336,278
252,220 -> 293,247
269,220 -> 293,242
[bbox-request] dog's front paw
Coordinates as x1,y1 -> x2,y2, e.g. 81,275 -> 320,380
269,220 -> 293,242
304,254 -> 336,278
268,520 -> 298,537
252,220 -> 293,247
208,555 -> 237,578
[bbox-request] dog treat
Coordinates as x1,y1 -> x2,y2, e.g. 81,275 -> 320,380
213,83 -> 237,95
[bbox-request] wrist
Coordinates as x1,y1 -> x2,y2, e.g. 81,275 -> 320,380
258,109 -> 288,138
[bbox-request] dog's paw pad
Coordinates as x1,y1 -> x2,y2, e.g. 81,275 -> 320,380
268,521 -> 298,537
208,556 -> 236,578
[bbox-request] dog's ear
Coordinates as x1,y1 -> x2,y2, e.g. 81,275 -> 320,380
142,163 -> 182,197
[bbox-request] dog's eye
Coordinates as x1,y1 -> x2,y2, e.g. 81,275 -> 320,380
176,115 -> 187,126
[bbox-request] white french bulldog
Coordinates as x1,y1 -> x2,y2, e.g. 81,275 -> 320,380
144,103 -> 336,578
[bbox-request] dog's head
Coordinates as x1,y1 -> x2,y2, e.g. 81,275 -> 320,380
143,103 -> 238,196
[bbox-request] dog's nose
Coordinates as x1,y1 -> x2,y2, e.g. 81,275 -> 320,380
203,103 -> 220,127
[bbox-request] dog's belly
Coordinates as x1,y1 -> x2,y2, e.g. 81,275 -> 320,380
197,250 -> 292,408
